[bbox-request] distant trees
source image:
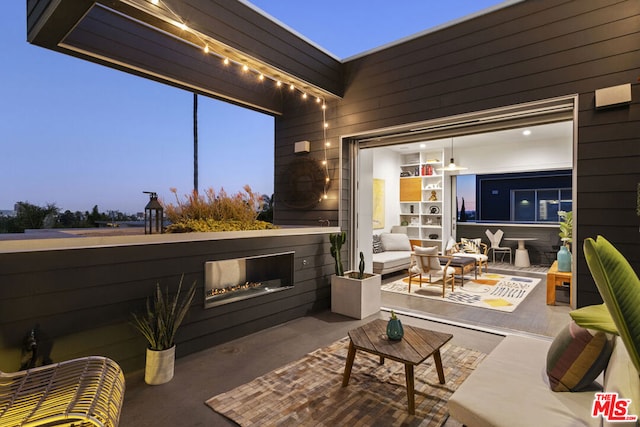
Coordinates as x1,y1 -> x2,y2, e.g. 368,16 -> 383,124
0,202 -> 138,233
0,202 -> 59,233
459,197 -> 468,222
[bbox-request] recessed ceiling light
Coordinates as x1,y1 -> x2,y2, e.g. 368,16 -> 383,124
523,129 -> 531,136
419,143 -> 426,148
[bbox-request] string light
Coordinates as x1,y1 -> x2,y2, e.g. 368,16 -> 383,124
321,100 -> 330,201
139,0 -> 333,102
137,0 -> 335,202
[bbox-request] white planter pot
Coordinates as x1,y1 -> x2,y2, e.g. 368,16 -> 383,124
331,272 -> 381,319
145,345 -> 175,385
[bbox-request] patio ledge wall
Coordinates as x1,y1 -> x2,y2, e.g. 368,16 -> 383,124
0,227 -> 338,373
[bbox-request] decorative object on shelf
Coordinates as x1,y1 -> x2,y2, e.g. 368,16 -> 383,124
131,275 -> 197,385
386,310 -> 404,340
430,206 -> 440,214
401,220 -> 409,226
410,217 -> 419,225
429,190 -> 437,201
557,210 -> 573,272
329,231 -> 347,276
400,171 -> 412,177
429,234 -> 439,240
410,205 -> 414,213
437,138 -> 467,172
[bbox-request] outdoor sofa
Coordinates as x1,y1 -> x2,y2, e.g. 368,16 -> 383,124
372,232 -> 413,275
449,236 -> 640,427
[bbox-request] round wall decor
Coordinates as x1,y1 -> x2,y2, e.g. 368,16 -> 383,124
277,157 -> 327,209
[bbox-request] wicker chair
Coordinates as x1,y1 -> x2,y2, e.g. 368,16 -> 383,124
0,356 -> 125,426
408,248 -> 455,298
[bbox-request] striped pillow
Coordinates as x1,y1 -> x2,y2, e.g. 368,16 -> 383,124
372,235 -> 383,254
546,321 -> 613,392
460,238 -> 481,254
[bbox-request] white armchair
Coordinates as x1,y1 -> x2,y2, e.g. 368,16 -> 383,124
485,229 -> 512,263
408,246 -> 455,297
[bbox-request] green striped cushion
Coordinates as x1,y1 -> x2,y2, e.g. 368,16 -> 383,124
546,321 -> 613,392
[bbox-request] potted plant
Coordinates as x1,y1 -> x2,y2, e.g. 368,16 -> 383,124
557,210 -> 573,272
131,275 -> 197,385
329,232 -> 381,319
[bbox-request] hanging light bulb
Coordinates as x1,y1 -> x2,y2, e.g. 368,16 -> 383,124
437,138 -> 467,171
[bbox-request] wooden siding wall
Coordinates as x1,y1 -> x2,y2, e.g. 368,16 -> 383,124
0,231 -> 336,373
274,0 -> 640,307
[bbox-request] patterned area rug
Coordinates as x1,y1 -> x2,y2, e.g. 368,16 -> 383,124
382,273 -> 540,312
206,337 -> 485,427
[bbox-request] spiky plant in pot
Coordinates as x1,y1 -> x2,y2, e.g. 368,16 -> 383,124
131,275 -> 197,351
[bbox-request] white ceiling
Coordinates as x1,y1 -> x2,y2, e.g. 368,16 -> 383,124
390,121 -> 573,153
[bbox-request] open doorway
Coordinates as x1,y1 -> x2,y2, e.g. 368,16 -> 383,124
351,97 -> 576,337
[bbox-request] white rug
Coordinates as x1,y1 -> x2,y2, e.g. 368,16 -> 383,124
382,273 -> 540,312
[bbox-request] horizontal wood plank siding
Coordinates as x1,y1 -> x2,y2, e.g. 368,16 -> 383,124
274,0 -> 640,307
63,5 -> 284,114
0,231 -> 335,373
166,0 -> 343,96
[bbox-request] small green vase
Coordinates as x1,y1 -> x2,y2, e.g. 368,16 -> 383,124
386,318 -> 404,341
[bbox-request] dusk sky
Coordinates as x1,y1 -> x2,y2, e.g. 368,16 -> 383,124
2,1 -> 502,214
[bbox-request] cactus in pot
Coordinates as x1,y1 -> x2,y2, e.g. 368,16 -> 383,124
329,231 -> 346,276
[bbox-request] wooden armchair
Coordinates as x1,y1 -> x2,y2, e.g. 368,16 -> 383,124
408,247 -> 455,297
448,238 -> 489,274
0,356 -> 125,426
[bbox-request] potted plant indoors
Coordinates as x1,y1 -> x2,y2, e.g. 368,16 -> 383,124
131,275 -> 197,385
557,210 -> 573,272
329,232 -> 381,319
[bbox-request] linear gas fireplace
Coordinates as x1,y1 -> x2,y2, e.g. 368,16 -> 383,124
204,251 -> 294,308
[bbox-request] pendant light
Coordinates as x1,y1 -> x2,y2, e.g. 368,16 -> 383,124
438,138 -> 467,171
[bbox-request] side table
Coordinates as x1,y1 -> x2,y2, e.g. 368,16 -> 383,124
342,318 -> 453,415
546,260 -> 572,305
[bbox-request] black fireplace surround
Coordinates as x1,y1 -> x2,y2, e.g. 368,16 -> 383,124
204,251 -> 295,308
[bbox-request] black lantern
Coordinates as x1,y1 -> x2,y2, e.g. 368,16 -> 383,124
143,191 -> 163,234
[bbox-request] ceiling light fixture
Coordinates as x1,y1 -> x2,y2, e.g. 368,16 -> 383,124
437,138 -> 467,172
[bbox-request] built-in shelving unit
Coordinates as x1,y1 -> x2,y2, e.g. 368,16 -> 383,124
399,150 -> 446,251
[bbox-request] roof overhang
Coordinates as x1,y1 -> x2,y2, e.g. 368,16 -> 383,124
27,0 -> 344,115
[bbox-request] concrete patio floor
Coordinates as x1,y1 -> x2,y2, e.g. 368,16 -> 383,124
119,309 -> 506,426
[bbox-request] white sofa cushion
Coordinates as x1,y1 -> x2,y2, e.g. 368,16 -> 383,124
448,335 -> 601,427
380,232 -> 411,251
372,251 -> 410,271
